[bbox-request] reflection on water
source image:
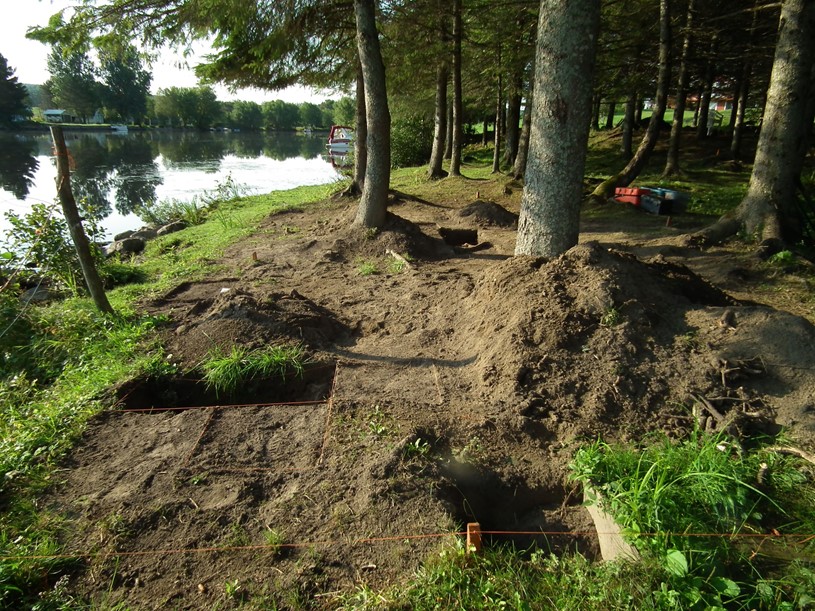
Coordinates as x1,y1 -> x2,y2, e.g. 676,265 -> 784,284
0,130 -> 339,239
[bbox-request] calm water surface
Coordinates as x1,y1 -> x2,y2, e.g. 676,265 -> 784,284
0,130 -> 343,240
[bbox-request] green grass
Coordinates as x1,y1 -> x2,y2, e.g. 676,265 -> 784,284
201,344 -> 306,397
570,430 -> 815,608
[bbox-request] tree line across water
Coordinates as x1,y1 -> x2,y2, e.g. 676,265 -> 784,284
0,49 -> 355,130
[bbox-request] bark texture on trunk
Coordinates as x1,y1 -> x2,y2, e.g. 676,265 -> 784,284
449,0 -> 463,176
692,0 -> 815,248
696,35 -> 717,139
604,101 -> 616,129
503,73 -> 523,167
352,0 -> 390,228
663,0 -> 695,176
345,66 -> 366,197
515,0 -> 601,257
50,126 -> 114,315
589,0 -> 670,202
492,67 -> 503,174
621,91 -> 636,159
428,60 -> 449,180
513,86 -> 533,179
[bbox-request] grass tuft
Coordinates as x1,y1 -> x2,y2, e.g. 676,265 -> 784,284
201,345 -> 306,397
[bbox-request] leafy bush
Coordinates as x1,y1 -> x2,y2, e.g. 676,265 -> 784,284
570,430 -> 815,608
391,116 -> 433,168
2,203 -> 105,294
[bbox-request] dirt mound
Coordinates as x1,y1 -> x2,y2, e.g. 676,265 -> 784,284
152,282 -> 350,368
325,211 -> 450,262
461,242 -> 815,442
459,199 -> 519,228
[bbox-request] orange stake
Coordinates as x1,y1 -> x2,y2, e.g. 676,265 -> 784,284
466,522 -> 482,554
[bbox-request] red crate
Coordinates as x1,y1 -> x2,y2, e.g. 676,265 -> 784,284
613,187 -> 652,206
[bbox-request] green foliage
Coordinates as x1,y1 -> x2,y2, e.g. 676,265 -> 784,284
391,116 -> 433,169
152,86 -> 221,128
2,202 -> 105,295
201,345 -> 305,397
0,53 -> 30,125
46,45 -> 101,122
357,260 -> 378,276
98,44 -> 151,123
570,431 -> 815,608
345,543 -> 668,609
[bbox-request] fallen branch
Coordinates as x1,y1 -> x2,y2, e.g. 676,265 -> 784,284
764,446 -> 815,466
385,249 -> 414,270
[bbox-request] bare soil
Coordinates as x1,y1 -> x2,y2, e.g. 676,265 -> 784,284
42,182 -> 815,608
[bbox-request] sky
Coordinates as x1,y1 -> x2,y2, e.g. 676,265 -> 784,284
1,0 -> 332,105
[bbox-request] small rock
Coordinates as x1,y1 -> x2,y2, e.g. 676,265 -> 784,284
113,229 -> 135,241
105,237 -> 145,256
131,228 -> 158,240
157,221 -> 188,236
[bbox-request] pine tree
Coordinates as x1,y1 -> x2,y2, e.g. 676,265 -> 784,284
0,53 -> 30,126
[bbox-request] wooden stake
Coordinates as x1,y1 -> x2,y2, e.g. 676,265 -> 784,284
466,522 -> 482,554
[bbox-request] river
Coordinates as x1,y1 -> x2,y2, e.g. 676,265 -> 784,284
0,129 -> 345,241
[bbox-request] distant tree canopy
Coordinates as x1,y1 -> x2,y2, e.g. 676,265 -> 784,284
0,53 -> 29,126
98,45 -> 152,122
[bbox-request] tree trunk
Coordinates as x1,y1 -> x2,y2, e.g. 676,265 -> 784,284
728,68 -> 742,130
691,0 -> 815,249
589,0 -> 671,202
635,96 -> 644,124
50,126 -> 114,315
449,0 -> 463,176
604,101 -> 616,129
343,66 -> 367,197
515,0 -> 601,257
503,73 -> 522,167
731,1 -> 759,163
444,98 -> 453,159
492,67 -> 503,174
696,34 -> 717,139
352,0 -> 390,229
427,60 -> 449,180
591,93 -> 601,131
730,66 -> 751,161
664,0 -> 695,177
621,91 -> 636,159
482,117 -> 489,145
513,85 -> 534,180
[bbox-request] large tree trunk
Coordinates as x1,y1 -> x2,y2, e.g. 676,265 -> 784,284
427,60 -> 449,180
50,126 -> 114,315
352,0 -> 390,228
589,0 -> 671,202
691,0 -> 815,250
449,0 -> 463,176
663,0 -> 695,177
515,0 -> 601,257
513,84 -> 534,180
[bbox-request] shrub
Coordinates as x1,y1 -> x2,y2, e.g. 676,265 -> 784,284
391,116 -> 433,168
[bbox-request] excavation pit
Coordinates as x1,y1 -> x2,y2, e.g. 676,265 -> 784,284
114,362 -> 336,412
